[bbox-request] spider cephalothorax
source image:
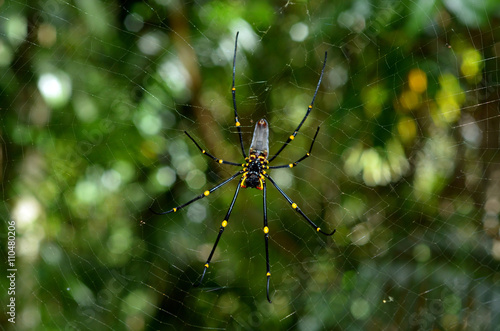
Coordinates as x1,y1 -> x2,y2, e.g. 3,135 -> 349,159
150,32 -> 334,303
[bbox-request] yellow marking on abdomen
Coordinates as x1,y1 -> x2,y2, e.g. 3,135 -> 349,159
266,272 -> 271,276
292,203 -> 297,209
316,227 -> 321,232
222,220 -> 228,227
218,159 -> 223,164
173,208 -> 177,212
263,226 -> 269,234
289,135 -> 295,140
236,121 -> 241,127
204,191 -> 210,196
205,263 -> 209,268
258,178 -> 264,190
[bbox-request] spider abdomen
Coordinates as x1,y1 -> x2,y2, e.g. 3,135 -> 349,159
245,173 -> 262,188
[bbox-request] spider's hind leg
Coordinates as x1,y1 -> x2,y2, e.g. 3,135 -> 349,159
264,174 -> 336,236
262,181 -> 272,303
195,177 -> 244,287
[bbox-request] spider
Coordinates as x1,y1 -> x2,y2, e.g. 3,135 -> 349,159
150,32 -> 335,303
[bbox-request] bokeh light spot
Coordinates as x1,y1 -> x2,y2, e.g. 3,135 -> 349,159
408,68 -> 427,93
397,116 -> 417,144
399,90 -> 420,110
13,196 -> 42,230
156,166 -> 176,187
350,298 -> 370,320
413,243 -> 431,262
37,72 -> 72,107
289,22 -> 309,42
460,48 -> 483,83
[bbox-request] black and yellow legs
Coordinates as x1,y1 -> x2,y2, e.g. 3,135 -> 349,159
265,174 -> 336,236
193,178 -> 273,303
268,126 -> 321,170
149,171 -> 243,215
184,131 -> 243,166
267,52 -> 328,163
263,182 -> 272,303
150,32 -> 333,303
196,177 -> 244,286
232,31 -> 246,159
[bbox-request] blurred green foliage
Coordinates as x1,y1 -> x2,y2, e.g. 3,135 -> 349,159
1,0 -> 500,330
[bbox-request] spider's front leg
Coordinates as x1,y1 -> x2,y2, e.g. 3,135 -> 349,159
231,31 -> 247,159
268,52 -> 327,163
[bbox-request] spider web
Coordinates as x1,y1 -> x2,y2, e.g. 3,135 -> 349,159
1,0 -> 500,330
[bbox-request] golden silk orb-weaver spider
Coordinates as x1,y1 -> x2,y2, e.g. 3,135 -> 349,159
150,32 -> 335,303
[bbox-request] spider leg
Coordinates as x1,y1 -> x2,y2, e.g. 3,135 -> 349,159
232,31 -> 247,159
185,131 -> 242,166
195,177 -> 244,287
268,126 -> 320,170
264,174 -> 336,236
262,181 -> 272,303
268,52 -> 327,163
149,171 -> 243,215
